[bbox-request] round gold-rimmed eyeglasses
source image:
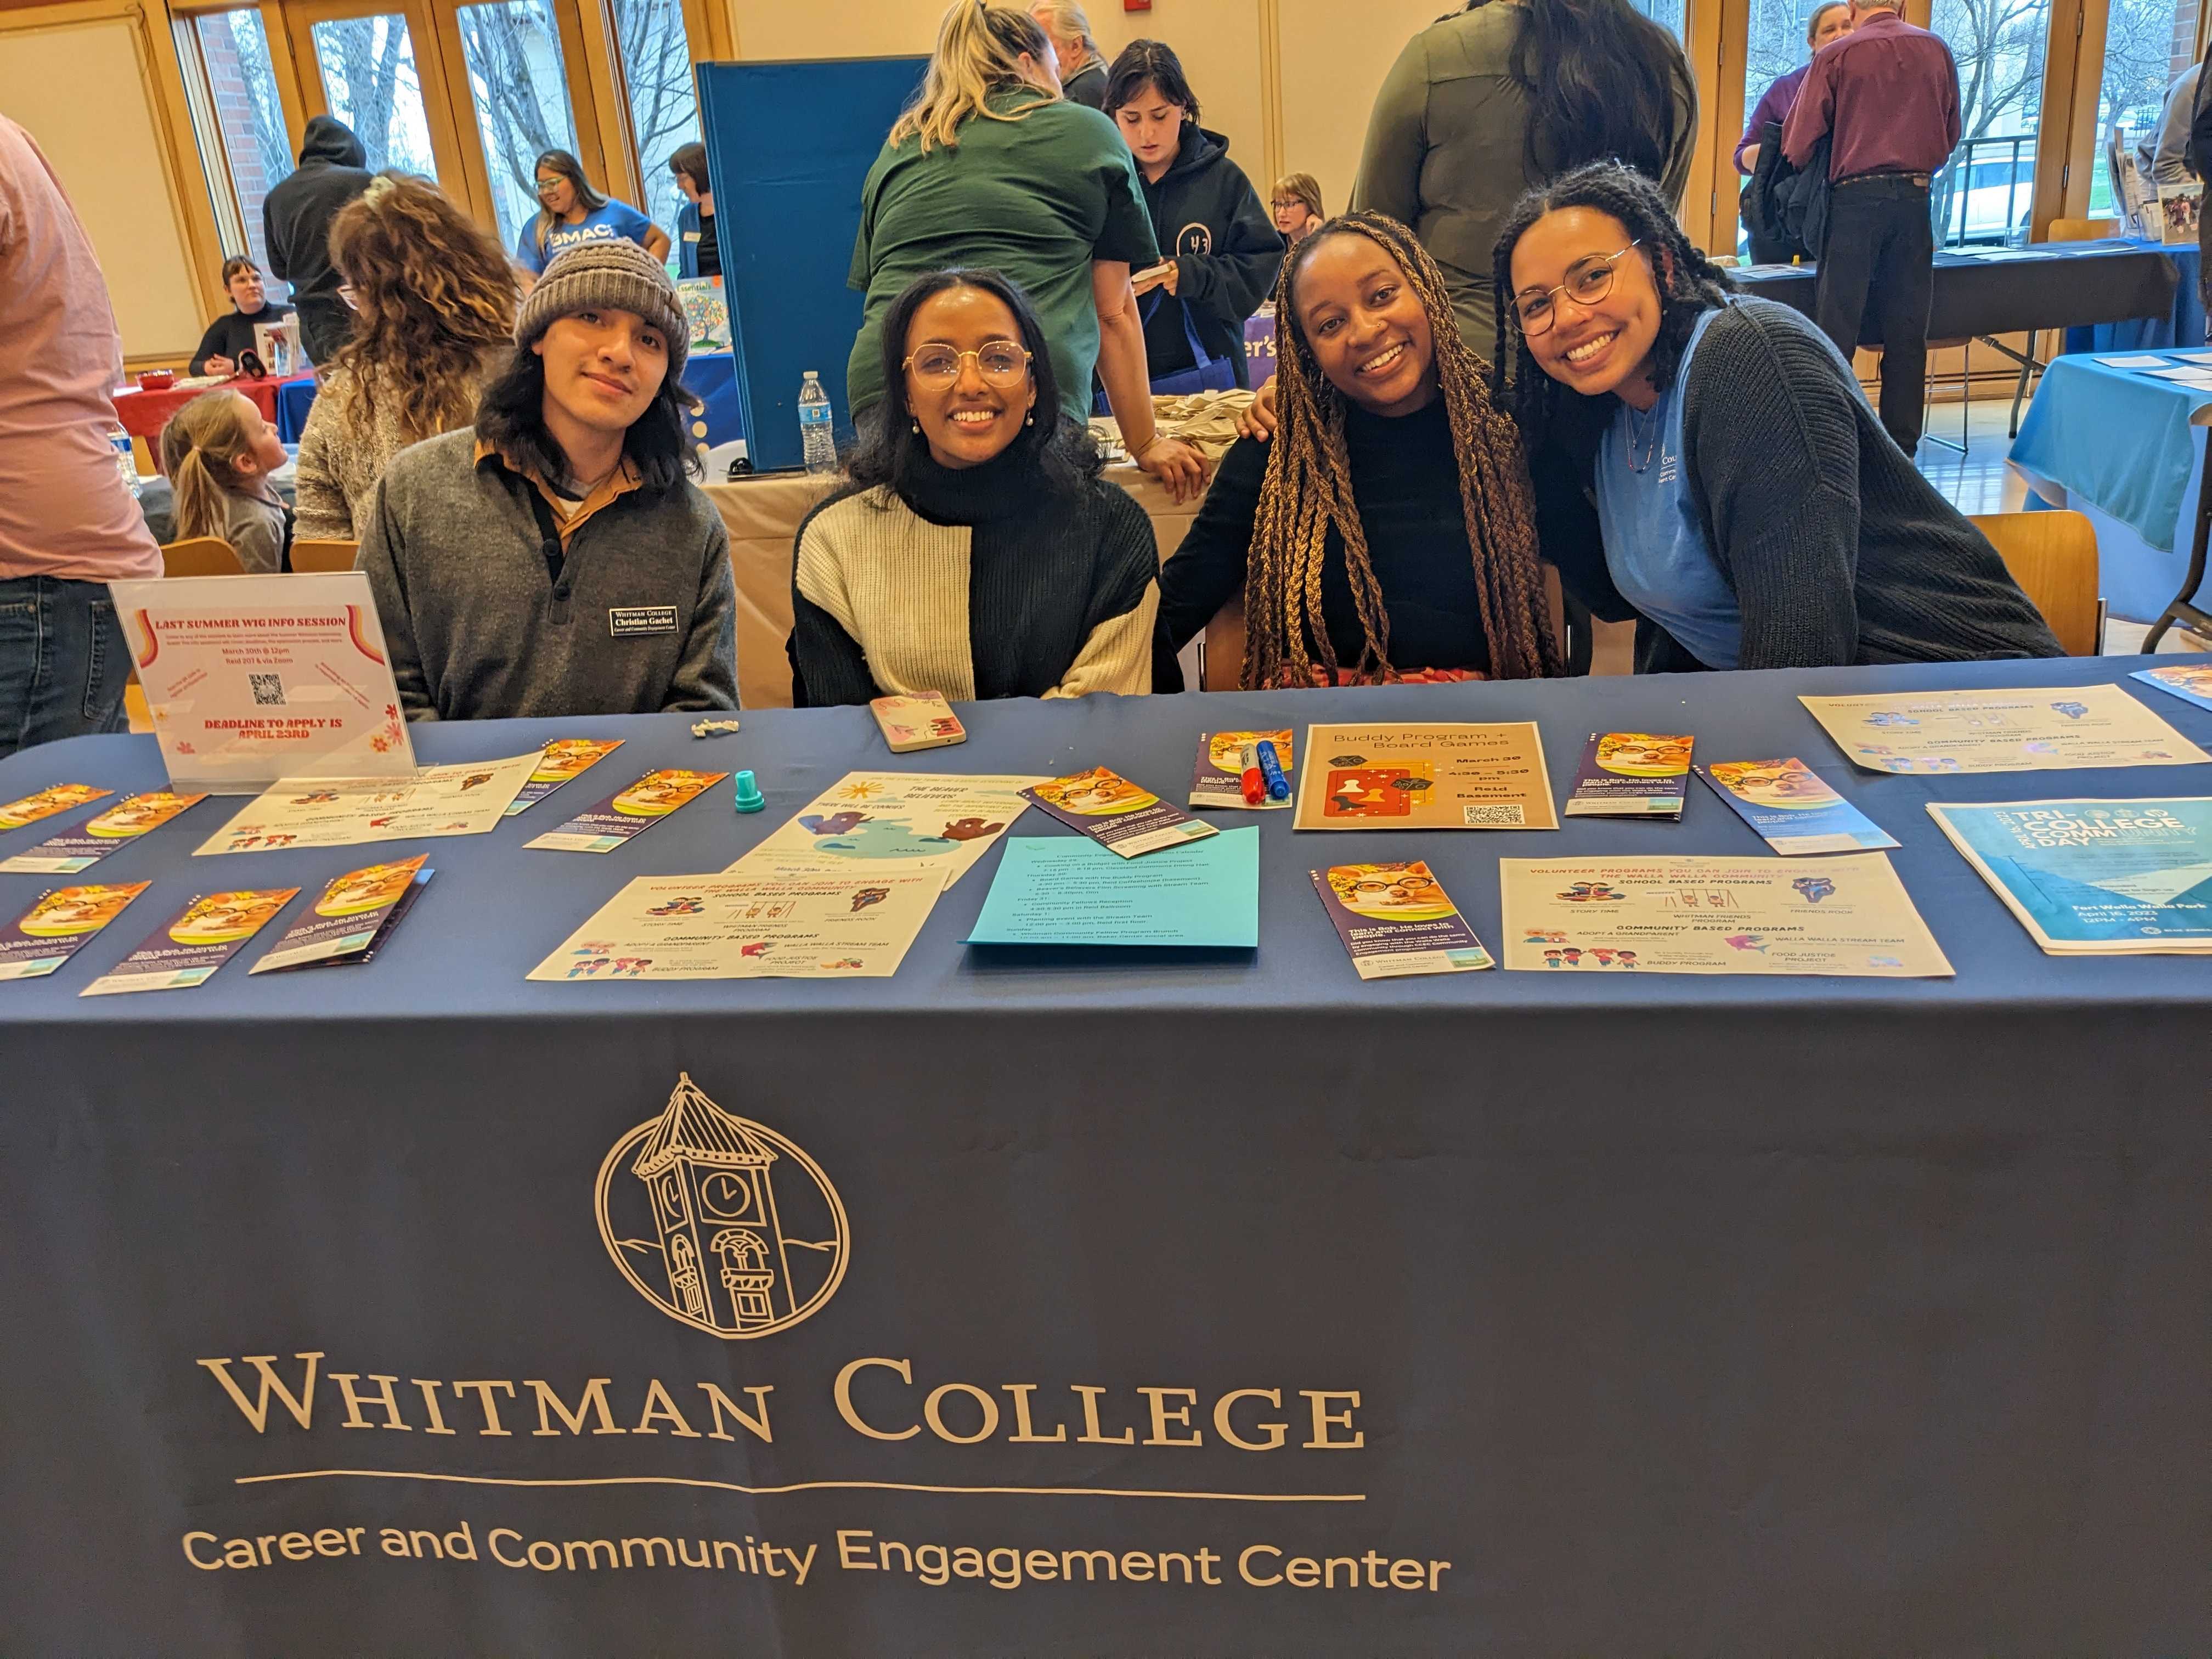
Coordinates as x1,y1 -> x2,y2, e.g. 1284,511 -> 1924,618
902,342 -> 1033,387
1513,240 -> 1643,336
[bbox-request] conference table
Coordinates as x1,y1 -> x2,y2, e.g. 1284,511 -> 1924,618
2,653 -> 2204,1655
112,372 -> 316,464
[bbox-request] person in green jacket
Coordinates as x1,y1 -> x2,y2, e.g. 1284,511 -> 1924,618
1350,0 -> 1698,353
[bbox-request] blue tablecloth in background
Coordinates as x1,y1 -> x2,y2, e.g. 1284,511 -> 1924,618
272,351 -> 746,450
2063,238 -> 2202,353
1,658 -> 2205,1654
2010,352 -> 2212,617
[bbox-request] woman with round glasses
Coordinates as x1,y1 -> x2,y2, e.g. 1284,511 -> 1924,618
515,149 -> 668,280
790,269 -> 1159,706
1493,162 -> 2058,672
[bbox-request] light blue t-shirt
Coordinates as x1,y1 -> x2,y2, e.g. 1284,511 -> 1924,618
515,200 -> 657,274
1594,305 -> 1742,670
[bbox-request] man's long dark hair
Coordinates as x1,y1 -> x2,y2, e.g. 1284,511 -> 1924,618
1490,161 -> 1735,460
845,267 -> 1103,496
475,343 -> 701,490
1479,0 -> 1692,187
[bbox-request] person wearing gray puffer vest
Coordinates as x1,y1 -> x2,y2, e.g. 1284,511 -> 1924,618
356,239 -> 737,721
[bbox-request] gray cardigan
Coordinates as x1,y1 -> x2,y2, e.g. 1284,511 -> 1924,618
1542,298 -> 2062,672
357,428 -> 738,720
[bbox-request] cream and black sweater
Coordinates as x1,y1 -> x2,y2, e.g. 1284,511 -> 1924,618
789,447 -> 1158,707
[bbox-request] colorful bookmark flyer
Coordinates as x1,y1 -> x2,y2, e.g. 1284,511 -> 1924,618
1927,797 -> 2212,954
1562,733 -> 1692,819
729,772 -> 1042,890
1310,861 -> 1492,979
0,792 -> 206,873
0,882 -> 149,982
1190,730 -> 1294,810
0,784 -> 110,832
504,738 -> 625,816
80,888 -> 298,996
524,769 -> 727,853
2130,664 -> 2212,714
251,856 -> 432,973
1294,722 -> 1559,830
1695,759 -> 1900,855
1798,684 -> 2207,772
1022,767 -> 1218,858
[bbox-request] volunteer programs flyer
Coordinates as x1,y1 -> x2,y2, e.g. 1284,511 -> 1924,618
250,856 -> 433,973
0,785 -> 110,831
0,792 -> 205,873
1799,684 -> 2207,773
504,738 -> 625,816
1295,723 -> 1559,830
526,769 -> 727,854
1499,855 -> 1953,977
731,772 -> 1043,888
0,882 -> 149,982
1190,730 -> 1295,810
1927,797 -> 2212,952
1562,733 -> 1692,818
1695,759 -> 1899,855
529,872 -> 943,980
1310,861 -> 1492,978
198,753 -> 538,854
81,888 -> 300,996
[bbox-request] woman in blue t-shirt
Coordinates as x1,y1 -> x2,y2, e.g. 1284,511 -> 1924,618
515,148 -> 669,279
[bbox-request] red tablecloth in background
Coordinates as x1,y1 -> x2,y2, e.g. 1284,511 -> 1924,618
111,373 -> 314,469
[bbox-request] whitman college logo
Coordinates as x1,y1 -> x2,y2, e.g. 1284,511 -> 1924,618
595,1074 -> 850,1339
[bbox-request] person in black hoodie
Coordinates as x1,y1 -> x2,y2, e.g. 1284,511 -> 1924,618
262,116 -> 371,366
1104,41 -> 1284,391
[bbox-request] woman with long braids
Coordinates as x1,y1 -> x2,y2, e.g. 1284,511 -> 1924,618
1495,162 -> 2058,673
1154,210 -> 1557,690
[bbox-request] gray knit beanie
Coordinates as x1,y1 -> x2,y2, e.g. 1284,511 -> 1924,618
515,239 -> 690,382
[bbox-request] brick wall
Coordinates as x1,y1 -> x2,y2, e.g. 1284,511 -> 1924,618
2172,0 -> 2200,79
196,18 -> 274,276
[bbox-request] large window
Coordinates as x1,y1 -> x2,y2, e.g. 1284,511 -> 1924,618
2091,0 -> 2198,212
311,13 -> 440,176
176,9 -> 294,277
1929,0 -> 2053,245
1633,0 -> 1690,42
610,0 -> 700,245
455,0 -> 578,249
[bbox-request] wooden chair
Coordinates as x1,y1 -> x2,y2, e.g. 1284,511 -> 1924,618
289,538 -> 358,573
159,537 -> 242,577
1969,510 -> 2102,656
2046,216 -> 2121,242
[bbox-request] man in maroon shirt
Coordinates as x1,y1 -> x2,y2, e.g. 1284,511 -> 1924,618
1782,0 -> 1962,456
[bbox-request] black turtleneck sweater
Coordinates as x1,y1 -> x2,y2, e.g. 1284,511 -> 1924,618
789,443 -> 1160,708
1154,396 -> 1493,686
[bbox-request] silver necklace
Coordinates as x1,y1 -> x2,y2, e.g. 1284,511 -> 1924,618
1624,399 -> 1663,475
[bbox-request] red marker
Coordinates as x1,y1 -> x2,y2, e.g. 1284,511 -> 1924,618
1239,742 -> 1265,806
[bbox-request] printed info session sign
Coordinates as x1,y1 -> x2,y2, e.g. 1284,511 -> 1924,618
110,573 -> 415,793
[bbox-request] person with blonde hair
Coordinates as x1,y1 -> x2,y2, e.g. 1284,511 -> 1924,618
1270,172 -> 1327,243
848,0 -> 1206,501
158,390 -> 292,573
1029,0 -> 1108,108
293,173 -> 519,539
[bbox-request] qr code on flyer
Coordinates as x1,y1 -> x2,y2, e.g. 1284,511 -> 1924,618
249,673 -> 285,707
1462,804 -> 1526,826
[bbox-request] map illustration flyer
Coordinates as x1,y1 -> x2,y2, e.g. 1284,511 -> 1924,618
1499,854 -> 1953,977
81,888 -> 301,996
1310,860 -> 1492,979
199,753 -> 539,854
1189,730 -> 1295,810
1695,758 -> 1900,855
0,784 -> 110,832
728,772 -> 1043,888
1798,684 -> 2207,773
503,738 -> 625,816
2130,663 -> 2212,714
1563,732 -> 1692,818
526,769 -> 728,854
1294,722 -> 1559,830
1927,797 -> 2212,953
0,882 -> 149,982
529,871 -> 943,980
1022,768 -> 1219,858
250,855 -> 433,973
0,792 -> 206,873
968,826 -> 1259,947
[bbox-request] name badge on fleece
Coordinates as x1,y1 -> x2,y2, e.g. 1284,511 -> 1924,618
609,606 -> 678,638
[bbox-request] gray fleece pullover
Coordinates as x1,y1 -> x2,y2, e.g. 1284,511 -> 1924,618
357,428 -> 738,721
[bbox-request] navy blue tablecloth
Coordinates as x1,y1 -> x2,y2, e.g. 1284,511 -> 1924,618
1,658 -> 2205,1655
2063,237 -> 2203,353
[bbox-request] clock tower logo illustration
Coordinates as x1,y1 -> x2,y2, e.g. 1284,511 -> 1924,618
595,1074 -> 850,1338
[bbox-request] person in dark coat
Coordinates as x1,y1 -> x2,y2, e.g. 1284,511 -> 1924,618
1103,40 -> 1284,391
262,116 -> 371,366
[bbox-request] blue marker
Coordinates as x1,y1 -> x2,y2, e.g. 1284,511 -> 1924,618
1255,740 -> 1291,800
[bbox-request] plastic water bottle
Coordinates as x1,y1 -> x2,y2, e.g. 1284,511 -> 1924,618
797,371 -> 837,476
109,425 -> 140,498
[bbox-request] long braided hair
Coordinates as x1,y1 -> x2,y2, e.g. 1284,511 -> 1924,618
1489,161 -> 1735,458
1243,211 -> 1559,689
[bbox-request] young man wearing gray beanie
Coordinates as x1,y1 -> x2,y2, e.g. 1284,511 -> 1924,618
357,239 -> 738,720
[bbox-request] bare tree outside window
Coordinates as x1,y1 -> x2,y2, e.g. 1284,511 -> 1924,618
311,14 -> 439,178
2090,0 -> 2194,211
455,0 -> 579,250
1928,0 -> 2051,243
610,0 -> 701,259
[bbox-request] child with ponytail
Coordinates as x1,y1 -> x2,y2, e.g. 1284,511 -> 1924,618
158,390 -> 292,573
